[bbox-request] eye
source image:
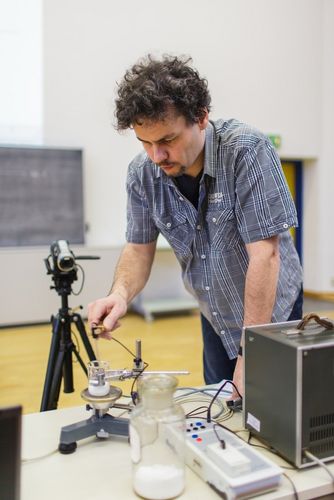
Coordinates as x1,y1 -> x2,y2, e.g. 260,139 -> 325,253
161,137 -> 175,145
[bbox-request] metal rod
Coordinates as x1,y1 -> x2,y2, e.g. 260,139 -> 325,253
103,369 -> 190,381
142,371 -> 190,375
135,339 -> 141,360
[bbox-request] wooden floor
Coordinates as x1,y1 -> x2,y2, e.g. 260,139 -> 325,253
1,304 -> 334,415
0,312 -> 204,414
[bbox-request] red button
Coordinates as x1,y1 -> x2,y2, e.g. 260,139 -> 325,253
196,438 -> 202,442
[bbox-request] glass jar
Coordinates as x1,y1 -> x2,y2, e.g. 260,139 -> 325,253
129,374 -> 186,500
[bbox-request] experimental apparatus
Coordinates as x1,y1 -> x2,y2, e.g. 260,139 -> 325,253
58,334 -> 283,499
58,337 -> 189,454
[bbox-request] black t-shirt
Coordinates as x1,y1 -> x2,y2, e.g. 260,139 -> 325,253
174,170 -> 203,209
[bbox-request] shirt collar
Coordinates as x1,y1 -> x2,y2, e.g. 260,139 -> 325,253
203,120 -> 219,179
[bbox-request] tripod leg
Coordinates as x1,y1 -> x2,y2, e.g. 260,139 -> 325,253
60,314 -> 75,394
47,348 -> 67,409
73,313 -> 96,361
40,316 -> 62,411
41,309 -> 96,412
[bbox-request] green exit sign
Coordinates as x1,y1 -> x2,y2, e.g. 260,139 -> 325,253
268,134 -> 282,149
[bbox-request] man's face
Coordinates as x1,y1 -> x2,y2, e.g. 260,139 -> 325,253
133,109 -> 208,178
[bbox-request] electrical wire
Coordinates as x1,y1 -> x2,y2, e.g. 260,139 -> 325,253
174,389 -> 232,421
283,472 -> 299,500
304,450 -> 334,483
108,336 -> 149,404
111,336 -> 136,357
186,406 -> 210,418
22,448 -> 59,463
245,432 -> 296,470
213,423 -> 226,448
130,361 -> 149,405
207,380 -> 242,422
71,263 -> 85,296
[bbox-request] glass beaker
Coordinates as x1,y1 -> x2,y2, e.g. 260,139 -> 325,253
129,374 -> 186,500
87,360 -> 110,396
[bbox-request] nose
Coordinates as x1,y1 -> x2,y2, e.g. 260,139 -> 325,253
152,144 -> 168,164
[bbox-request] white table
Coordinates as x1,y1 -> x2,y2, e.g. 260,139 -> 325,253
21,405 -> 334,500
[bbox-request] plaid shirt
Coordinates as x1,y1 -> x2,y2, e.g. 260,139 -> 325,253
126,119 -> 303,358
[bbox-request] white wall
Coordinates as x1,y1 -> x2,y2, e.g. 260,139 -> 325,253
43,0 -> 322,247
1,0 -> 333,325
302,0 -> 334,291
0,0 -> 43,143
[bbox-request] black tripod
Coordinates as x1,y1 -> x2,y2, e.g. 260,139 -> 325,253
40,261 -> 96,412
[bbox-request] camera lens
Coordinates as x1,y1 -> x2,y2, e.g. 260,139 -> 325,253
58,255 -> 75,271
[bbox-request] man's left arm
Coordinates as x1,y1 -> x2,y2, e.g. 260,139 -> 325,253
232,235 -> 280,397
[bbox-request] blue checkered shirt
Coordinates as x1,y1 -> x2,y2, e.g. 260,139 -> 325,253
126,119 -> 303,358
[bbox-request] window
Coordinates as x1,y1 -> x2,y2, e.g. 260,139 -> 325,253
0,0 -> 42,144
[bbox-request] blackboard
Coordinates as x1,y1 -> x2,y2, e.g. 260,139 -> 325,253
0,146 -> 85,246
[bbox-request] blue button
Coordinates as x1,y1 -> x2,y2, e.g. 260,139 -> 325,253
192,434 -> 199,439
196,421 -> 203,426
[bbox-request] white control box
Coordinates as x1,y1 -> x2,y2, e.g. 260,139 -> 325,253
185,418 -> 282,499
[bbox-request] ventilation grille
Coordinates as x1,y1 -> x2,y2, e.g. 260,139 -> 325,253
310,427 -> 334,442
309,413 -> 334,456
310,413 -> 334,428
309,439 -> 334,455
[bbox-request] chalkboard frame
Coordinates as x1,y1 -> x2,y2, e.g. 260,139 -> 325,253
0,145 -> 85,247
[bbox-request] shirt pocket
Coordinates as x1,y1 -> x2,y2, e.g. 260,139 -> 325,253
153,212 -> 193,258
206,208 -> 240,251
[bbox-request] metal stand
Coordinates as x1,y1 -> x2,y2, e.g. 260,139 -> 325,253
58,387 -> 130,454
40,277 -> 96,412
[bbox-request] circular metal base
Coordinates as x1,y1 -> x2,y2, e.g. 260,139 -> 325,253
81,386 -> 122,410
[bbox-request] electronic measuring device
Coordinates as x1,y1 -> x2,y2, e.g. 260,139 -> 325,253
184,418 -> 282,499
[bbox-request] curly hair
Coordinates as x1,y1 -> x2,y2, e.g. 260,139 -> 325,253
115,54 -> 211,130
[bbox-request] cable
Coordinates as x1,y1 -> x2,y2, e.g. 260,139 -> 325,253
72,263 -> 85,296
207,380 -> 242,423
93,334 -> 148,404
130,362 -> 149,405
110,336 -> 149,405
283,472 -> 299,500
186,406 -> 212,418
304,450 -> 334,483
213,423 -> 226,449
175,389 -> 231,421
22,448 -> 59,463
111,336 -> 136,357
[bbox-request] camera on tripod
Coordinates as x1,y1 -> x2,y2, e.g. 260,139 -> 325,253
44,240 -> 99,295
40,240 -> 100,412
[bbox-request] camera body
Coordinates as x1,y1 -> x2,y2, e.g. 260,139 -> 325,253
44,240 -> 78,296
44,240 -> 99,296
50,240 -> 76,272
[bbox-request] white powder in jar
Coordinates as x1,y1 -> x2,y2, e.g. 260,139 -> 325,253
133,464 -> 185,499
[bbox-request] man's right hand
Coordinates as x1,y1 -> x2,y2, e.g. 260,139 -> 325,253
88,292 -> 128,339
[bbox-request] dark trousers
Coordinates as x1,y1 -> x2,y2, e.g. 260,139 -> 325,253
201,287 -> 304,385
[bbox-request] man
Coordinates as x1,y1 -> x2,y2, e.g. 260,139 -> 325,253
88,54 -> 303,396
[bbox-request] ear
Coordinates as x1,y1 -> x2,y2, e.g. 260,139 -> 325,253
198,108 -> 209,130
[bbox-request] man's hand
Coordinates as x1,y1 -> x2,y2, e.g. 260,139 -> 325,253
88,292 -> 128,339
231,355 -> 243,399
